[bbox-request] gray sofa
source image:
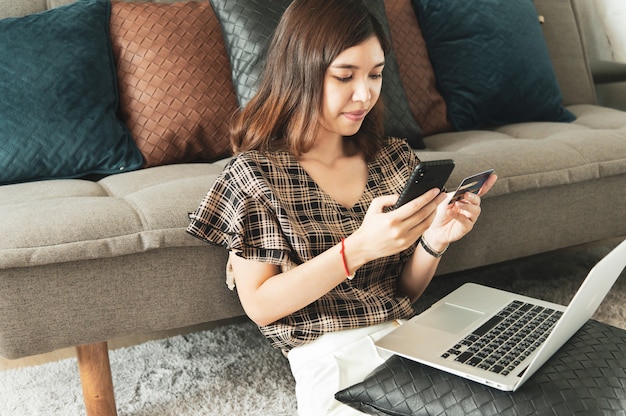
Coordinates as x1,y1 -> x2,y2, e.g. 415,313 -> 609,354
1,0 -> 625,414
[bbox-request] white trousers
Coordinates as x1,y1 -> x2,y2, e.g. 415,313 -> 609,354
287,320 -> 402,416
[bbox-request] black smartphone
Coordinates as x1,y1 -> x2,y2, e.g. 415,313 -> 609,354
392,159 -> 455,210
448,169 -> 494,204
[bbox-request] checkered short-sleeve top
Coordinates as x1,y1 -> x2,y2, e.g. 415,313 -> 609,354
188,137 -> 421,351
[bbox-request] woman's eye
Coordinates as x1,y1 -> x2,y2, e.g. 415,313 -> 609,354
332,73 -> 382,82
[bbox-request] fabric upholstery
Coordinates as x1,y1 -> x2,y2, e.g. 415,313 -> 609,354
0,162 -> 230,269
109,1 -> 238,167
421,105 -> 626,197
0,0 -> 46,17
209,0 -> 425,148
0,0 -> 143,184
412,0 -> 576,131
383,0 -> 451,136
535,0 -> 596,106
0,245 -> 242,359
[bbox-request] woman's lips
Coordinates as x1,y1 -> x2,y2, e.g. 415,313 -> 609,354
343,110 -> 368,121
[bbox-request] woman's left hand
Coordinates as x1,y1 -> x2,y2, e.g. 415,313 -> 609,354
424,174 -> 498,247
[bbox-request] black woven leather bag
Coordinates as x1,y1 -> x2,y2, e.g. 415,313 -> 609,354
336,320 -> 626,415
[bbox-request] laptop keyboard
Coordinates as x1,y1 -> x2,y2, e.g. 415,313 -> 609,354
441,300 -> 563,376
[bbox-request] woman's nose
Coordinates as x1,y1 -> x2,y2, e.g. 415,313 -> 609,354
352,78 -> 372,102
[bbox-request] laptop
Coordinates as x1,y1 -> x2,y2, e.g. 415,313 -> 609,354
375,238 -> 626,391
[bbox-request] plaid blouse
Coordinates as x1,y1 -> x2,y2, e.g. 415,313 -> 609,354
188,137 -> 421,351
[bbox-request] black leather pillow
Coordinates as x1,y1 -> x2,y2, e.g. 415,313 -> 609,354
210,0 -> 424,148
336,320 -> 626,415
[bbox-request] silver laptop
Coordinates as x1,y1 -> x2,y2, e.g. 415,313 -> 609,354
375,238 -> 626,391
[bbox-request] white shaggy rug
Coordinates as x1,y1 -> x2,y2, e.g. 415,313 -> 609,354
1,237 -> 624,416
0,322 -> 297,416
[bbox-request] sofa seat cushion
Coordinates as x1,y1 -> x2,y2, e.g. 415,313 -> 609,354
1,106 -> 624,271
420,105 -> 626,197
0,162 -> 230,269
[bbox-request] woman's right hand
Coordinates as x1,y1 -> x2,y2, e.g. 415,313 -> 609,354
348,188 -> 448,264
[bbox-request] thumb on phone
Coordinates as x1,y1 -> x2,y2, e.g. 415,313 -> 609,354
370,195 -> 399,213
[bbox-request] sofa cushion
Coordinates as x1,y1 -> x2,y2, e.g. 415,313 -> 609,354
412,0 -> 576,131
0,0 -> 143,185
109,1 -> 238,167
210,0 -> 425,148
0,162 -> 231,269
420,105 -> 626,199
0,1 -> 45,17
383,0 -> 451,136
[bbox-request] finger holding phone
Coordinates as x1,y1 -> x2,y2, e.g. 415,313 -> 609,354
355,159 -> 454,260
389,160 -> 498,250
353,187 -> 448,261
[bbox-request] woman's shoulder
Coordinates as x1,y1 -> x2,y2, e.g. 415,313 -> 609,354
225,150 -> 294,175
220,151 -> 299,197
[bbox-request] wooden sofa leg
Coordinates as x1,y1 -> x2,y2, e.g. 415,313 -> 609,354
76,342 -> 118,416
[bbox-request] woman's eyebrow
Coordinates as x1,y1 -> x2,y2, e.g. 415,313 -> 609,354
330,61 -> 385,69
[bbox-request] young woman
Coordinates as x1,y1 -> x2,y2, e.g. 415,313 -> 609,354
188,0 -> 497,414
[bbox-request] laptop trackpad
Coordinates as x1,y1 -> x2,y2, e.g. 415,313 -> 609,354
418,303 -> 484,334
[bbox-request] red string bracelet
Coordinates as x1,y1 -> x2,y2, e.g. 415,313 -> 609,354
340,238 -> 355,280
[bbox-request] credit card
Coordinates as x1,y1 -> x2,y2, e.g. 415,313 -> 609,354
448,169 -> 494,204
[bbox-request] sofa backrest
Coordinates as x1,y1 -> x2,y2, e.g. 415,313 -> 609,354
534,0 -> 596,105
0,0 -> 596,107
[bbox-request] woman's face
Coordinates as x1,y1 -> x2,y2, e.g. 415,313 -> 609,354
318,35 -> 384,142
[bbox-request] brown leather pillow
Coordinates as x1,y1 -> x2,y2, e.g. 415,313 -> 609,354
109,1 -> 238,167
384,0 -> 452,136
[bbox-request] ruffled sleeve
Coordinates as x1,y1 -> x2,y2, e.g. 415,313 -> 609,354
187,154 -> 296,269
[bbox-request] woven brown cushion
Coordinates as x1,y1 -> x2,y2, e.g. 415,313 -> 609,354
384,0 -> 451,136
109,1 -> 238,167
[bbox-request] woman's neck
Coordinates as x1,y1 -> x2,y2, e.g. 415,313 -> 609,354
297,137 -> 368,209
299,136 -> 359,167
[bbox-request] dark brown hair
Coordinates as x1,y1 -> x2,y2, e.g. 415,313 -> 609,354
230,0 -> 390,160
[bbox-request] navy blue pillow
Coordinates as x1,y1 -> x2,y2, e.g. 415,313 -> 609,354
0,0 -> 143,185
411,0 -> 576,131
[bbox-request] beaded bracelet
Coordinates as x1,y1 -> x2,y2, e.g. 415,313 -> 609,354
340,238 -> 355,280
419,235 -> 449,258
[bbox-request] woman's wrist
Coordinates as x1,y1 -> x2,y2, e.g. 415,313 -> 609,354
419,231 -> 449,258
339,234 -> 369,278
340,238 -> 355,279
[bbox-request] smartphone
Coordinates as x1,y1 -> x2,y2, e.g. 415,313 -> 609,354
448,169 -> 494,204
392,159 -> 455,210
